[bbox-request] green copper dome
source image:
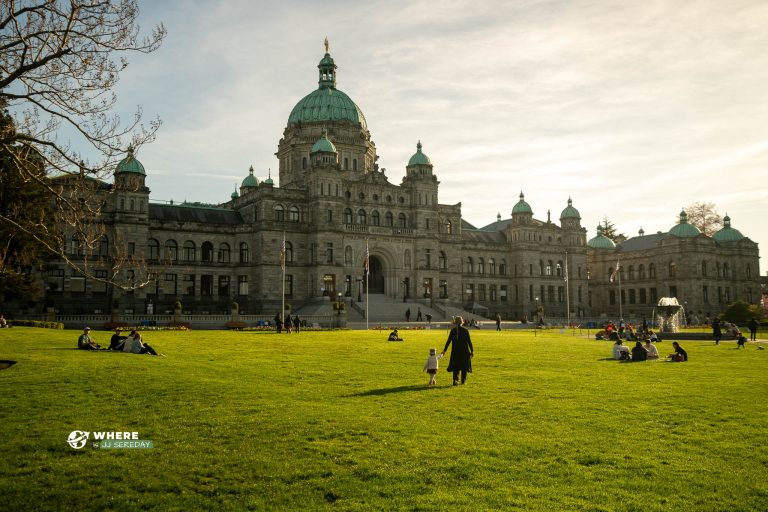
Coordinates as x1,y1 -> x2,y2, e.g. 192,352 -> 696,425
713,214 -> 744,242
559,197 -> 581,219
587,224 -> 616,249
231,185 -> 239,199
511,192 -> 533,215
669,209 -> 701,237
241,166 -> 258,188
311,132 -> 337,154
115,145 -> 145,175
408,141 -> 432,166
287,45 -> 367,130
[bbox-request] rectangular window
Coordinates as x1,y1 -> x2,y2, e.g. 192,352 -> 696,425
93,270 -> 108,294
128,242 -> 136,255
639,288 -> 647,304
146,273 -> 158,296
327,210 -> 333,223
126,270 -> 135,295
238,276 -> 248,296
425,250 -> 431,269
325,242 -> 333,264
478,284 -> 486,301
724,287 -> 731,303
578,285 -> 582,303
70,270 -> 85,293
490,285 -> 497,301
201,275 -> 213,296
501,285 -> 508,302
164,274 -> 177,296
439,280 -> 448,299
650,288 -> 658,304
609,290 -> 616,305
703,285 -> 708,303
285,275 -> 293,297
184,274 -> 195,296
669,285 -> 677,298
466,283 -> 474,301
47,269 -> 64,293
629,289 -> 636,304
717,286 -> 722,303
219,276 -> 230,297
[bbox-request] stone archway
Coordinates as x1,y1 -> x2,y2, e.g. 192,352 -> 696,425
366,256 -> 385,294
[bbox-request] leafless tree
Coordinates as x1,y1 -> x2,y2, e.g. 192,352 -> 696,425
0,0 -> 166,290
684,201 -> 722,237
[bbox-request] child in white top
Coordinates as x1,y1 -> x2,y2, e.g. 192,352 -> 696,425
423,348 -> 443,386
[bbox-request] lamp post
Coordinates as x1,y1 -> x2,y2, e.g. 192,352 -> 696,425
336,292 -> 342,328
535,296 -> 542,326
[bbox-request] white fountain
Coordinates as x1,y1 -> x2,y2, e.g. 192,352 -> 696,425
656,297 -> 686,333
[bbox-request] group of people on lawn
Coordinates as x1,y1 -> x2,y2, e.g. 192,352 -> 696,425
77,327 -> 160,355
611,338 -> 687,362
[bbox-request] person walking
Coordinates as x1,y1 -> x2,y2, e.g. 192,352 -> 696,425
405,308 -> 411,322
441,316 -> 474,386
416,307 -> 422,321
495,313 -> 501,331
422,348 -> 443,386
748,317 -> 758,341
712,317 -> 722,345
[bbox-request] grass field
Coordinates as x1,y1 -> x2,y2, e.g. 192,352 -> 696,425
1,326 -> 767,511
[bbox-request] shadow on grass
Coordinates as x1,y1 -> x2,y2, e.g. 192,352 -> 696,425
0,360 -> 17,370
347,384 -> 445,397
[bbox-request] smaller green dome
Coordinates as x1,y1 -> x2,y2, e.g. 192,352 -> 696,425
311,131 -> 337,154
587,224 -> 616,249
560,197 -> 581,219
231,185 -> 239,199
115,145 -> 145,175
511,191 -> 533,215
669,208 -> 701,237
264,168 -> 274,186
241,166 -> 259,188
408,141 -> 432,166
713,214 -> 744,242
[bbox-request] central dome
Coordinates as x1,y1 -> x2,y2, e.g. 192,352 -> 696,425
287,46 -> 367,130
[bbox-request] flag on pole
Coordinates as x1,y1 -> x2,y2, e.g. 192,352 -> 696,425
564,261 -> 569,283
364,243 -> 370,275
280,236 -> 286,271
609,260 -> 620,283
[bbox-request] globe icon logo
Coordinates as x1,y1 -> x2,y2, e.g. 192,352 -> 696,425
67,430 -> 90,449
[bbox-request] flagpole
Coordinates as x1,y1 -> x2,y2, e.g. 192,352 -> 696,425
618,258 -> 623,320
564,250 -> 570,328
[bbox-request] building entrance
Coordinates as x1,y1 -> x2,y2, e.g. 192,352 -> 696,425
367,256 -> 385,294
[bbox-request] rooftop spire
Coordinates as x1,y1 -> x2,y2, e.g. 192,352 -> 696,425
318,38 -> 337,89
324,36 -> 329,54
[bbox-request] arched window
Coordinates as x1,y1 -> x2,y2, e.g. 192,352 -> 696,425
398,213 -> 407,228
69,234 -> 83,256
95,235 -> 109,257
344,208 -> 353,224
302,157 -> 307,169
404,249 -> 412,269
628,265 -> 634,280
353,159 -> 358,171
546,260 -> 553,276
218,243 -> 231,263
445,219 -> 452,234
345,246 -> 353,266
746,263 -> 752,278
701,261 -> 708,277
285,242 -> 293,264
183,240 -> 196,261
499,259 -> 507,275
371,210 -> 380,226
385,211 -> 394,227
344,157 -> 349,169
638,264 -> 645,279
488,258 -> 496,275
649,263 -> 656,278
148,239 -> 160,260
466,257 -> 473,274
357,209 -> 367,225
723,262 -> 729,278
439,251 -> 447,270
201,242 -> 214,262
556,261 -> 563,277
477,257 -> 484,274
668,261 -> 676,278
288,206 -> 299,222
164,240 -> 178,262
273,204 -> 285,222
239,242 -> 249,263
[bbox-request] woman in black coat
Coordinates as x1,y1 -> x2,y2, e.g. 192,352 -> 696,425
442,316 -> 474,385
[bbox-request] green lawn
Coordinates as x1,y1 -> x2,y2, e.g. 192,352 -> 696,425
1,327 -> 767,511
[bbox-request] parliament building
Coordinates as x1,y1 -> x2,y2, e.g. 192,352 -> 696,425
29,46 -> 761,322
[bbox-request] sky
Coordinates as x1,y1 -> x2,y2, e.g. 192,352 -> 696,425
112,0 -> 766,263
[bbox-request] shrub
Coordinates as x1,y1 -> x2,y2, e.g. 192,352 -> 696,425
9,319 -> 64,329
166,321 -> 190,330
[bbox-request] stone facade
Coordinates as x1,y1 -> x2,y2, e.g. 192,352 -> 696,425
22,47 -> 760,321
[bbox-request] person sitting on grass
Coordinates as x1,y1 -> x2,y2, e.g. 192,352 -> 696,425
736,334 -> 748,349
643,339 -> 660,360
388,329 -> 403,341
109,328 -> 128,351
612,339 -> 630,360
0,314 -> 10,328
77,327 -> 102,350
123,330 -> 160,356
669,341 -> 688,362
631,341 -> 647,361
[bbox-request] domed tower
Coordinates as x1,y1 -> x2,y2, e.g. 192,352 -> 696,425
310,131 -> 339,170
559,197 -> 581,230
276,40 -> 376,189
587,225 -> 616,249
239,166 -> 259,196
511,192 -> 533,225
712,214 -> 745,243
669,208 -> 701,238
114,145 -> 149,217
